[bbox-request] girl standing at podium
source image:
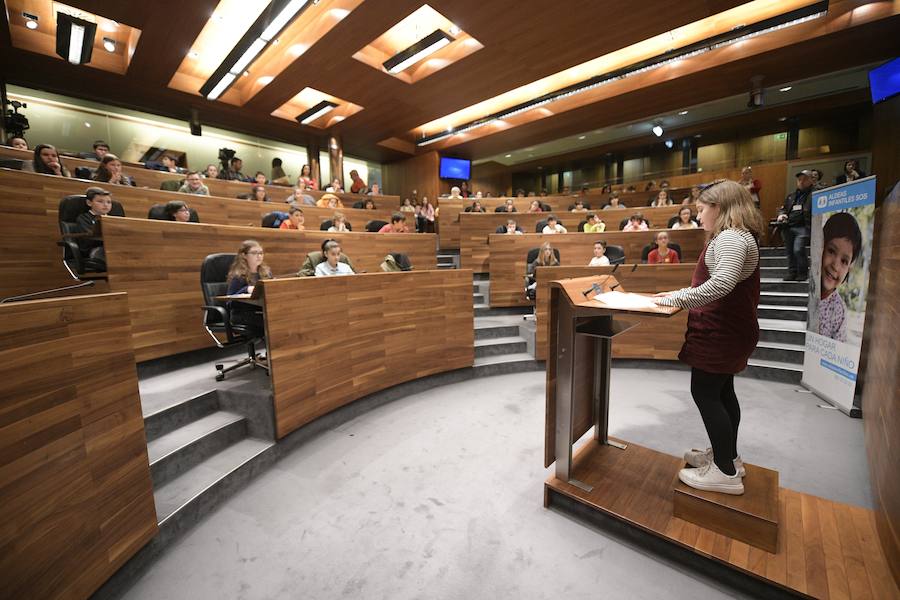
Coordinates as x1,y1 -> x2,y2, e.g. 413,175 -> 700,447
654,180 -> 764,496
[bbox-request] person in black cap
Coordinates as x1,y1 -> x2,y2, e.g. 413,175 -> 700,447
775,169 -> 814,281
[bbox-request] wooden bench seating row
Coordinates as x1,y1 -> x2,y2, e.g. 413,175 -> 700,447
486,228 -> 706,306
100,217 -> 438,362
0,145 -> 400,207
533,264 -> 695,360
458,206 -> 686,272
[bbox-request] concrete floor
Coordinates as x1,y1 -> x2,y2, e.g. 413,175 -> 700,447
122,368 -> 870,600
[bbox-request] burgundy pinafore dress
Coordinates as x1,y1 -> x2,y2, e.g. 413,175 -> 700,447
678,237 -> 761,374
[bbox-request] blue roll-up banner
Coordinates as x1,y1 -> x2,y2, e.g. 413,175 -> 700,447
802,176 -> 877,414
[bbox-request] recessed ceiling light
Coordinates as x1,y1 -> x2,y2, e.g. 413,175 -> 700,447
779,86 -> 792,92
665,139 -> 674,149
448,24 -> 461,35
102,37 -> 116,53
289,44 -> 308,57
383,30 -> 454,74
189,51 -> 199,59
101,20 -> 118,33
578,135 -> 586,140
505,154 -> 512,158
25,19 -> 38,30
652,123 -> 664,137
24,12 -> 39,29
678,110 -> 689,115
257,75 -> 274,85
243,70 -> 249,77
778,116 -> 787,122
694,134 -> 702,138
296,100 -> 338,125
84,122 -> 91,128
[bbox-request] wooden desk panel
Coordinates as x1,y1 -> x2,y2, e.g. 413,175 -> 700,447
100,217 -> 438,362
0,293 -> 157,600
262,270 -> 474,438
459,206 -> 683,272
0,146 -> 400,207
534,264 -> 695,360
488,229 -> 706,306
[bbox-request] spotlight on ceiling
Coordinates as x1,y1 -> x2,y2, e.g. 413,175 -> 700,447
201,0 -> 312,100
779,86 -> 793,92
55,12 -> 97,65
296,100 -> 338,125
652,122 -> 664,137
23,12 -> 39,29
102,37 -> 116,53
664,139 -> 674,149
383,30 -> 454,74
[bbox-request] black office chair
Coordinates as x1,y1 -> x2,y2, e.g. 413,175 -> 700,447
352,200 -> 366,209
668,215 -> 699,228
57,194 -> 124,277
366,219 -> 388,232
535,220 -> 547,232
605,245 -> 626,265
0,158 -> 25,170
200,253 -> 268,381
320,219 -> 353,231
147,204 -> 200,222
577,220 -> 589,232
524,246 -> 561,300
540,202 -> 551,212
641,242 -> 682,263
262,211 -> 289,228
236,193 -> 252,200
495,224 -> 524,233
73,166 -> 94,180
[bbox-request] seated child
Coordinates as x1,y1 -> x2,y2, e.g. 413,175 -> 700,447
75,186 -> 115,260
315,240 -> 355,276
379,213 -> 408,233
589,240 -> 610,266
622,213 -> 649,231
541,215 -> 567,234
280,205 -> 305,230
297,238 -> 356,276
582,212 -> 605,233
647,231 -> 680,264
226,240 -> 273,338
505,219 -> 523,235
817,212 -> 862,342
327,212 -> 348,232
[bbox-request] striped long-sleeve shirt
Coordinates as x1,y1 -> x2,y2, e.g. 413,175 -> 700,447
655,228 -> 759,309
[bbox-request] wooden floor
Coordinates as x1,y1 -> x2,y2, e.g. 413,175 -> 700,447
545,440 -> 899,600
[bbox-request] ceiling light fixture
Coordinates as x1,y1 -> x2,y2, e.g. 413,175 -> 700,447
779,86 -> 793,92
296,100 -> 337,125
652,123 -> 664,137
665,139 -> 674,149
416,1 -> 827,146
383,29 -> 454,74
23,12 -> 39,29
678,110 -> 689,115
102,37 -> 116,52
578,135 -> 586,140
201,0 -> 311,100
56,12 -> 97,65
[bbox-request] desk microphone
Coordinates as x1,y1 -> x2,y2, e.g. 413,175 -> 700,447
0,280 -> 95,304
609,263 -> 638,291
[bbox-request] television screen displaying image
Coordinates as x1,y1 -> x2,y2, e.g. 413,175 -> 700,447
869,57 -> 900,104
439,157 -> 471,180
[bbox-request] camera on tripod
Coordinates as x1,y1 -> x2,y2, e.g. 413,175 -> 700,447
218,147 -> 236,171
3,100 -> 30,138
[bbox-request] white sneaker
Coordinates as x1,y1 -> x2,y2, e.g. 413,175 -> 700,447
678,462 -> 744,495
683,447 -> 745,477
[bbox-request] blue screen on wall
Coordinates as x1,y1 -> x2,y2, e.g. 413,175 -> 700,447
869,58 -> 900,104
439,157 -> 471,180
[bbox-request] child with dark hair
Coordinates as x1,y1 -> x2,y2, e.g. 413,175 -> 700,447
817,212 -> 862,342
164,200 -> 192,222
75,187 -> 116,261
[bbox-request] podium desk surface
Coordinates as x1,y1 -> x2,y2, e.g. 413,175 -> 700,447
550,275 -> 681,318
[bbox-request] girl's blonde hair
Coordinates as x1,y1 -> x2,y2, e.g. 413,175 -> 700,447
536,241 -> 559,266
698,180 -> 764,238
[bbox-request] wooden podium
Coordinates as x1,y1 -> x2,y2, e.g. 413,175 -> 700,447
544,274 -> 782,556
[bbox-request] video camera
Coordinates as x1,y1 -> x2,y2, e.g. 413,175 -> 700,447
3,100 -> 30,138
218,147 -> 236,171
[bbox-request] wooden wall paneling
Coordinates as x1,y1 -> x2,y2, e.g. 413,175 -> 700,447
0,147 -> 400,207
488,228 -> 706,306
263,270 -> 475,438
382,151 -> 440,206
99,217 -> 438,362
533,264 -> 694,360
459,206 -> 683,272
470,161 -> 513,197
860,176 -> 900,587
0,292 -> 157,600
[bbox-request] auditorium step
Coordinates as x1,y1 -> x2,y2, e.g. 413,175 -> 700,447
473,352 -> 543,374
759,318 -> 807,345
474,303 -> 532,317
153,437 -> 273,525
437,253 -> 458,269
745,358 -> 804,384
760,277 -> 809,293
474,336 -> 528,358
751,341 -> 805,364
760,290 -> 809,306
757,303 -> 807,321
147,410 -> 248,489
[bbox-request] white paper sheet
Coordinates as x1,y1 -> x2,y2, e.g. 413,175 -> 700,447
591,291 -> 659,310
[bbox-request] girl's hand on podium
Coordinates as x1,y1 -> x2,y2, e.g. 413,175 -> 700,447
653,291 -> 675,297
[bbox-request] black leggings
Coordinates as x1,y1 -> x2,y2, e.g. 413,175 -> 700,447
690,368 -> 741,475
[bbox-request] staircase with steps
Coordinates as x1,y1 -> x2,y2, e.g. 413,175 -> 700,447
470,274 -> 542,373
437,250 -> 459,269
746,247 -> 808,383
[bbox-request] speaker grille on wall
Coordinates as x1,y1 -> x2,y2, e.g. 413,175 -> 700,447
189,108 -> 202,136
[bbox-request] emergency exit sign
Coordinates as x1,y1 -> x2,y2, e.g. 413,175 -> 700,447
774,132 -> 788,141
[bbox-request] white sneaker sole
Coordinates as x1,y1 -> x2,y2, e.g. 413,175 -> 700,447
684,451 -> 746,477
678,470 -> 745,495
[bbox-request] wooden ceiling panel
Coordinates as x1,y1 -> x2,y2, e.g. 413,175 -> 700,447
0,0 -> 895,165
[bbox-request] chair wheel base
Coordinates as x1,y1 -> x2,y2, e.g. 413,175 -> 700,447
215,373 -> 225,382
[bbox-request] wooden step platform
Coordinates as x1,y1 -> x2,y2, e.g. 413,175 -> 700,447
674,462 -> 779,552
544,439 -> 899,599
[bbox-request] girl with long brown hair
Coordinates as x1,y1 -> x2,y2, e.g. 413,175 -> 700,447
226,240 -> 273,337
655,180 -> 764,496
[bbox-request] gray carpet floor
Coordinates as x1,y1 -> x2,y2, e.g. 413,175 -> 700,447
122,368 -> 870,600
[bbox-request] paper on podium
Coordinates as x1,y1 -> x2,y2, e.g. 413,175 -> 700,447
591,290 -> 659,310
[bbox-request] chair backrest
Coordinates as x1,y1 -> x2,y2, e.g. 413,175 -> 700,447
188,208 -> 200,223
577,220 -> 588,232
495,225 -> 507,233
58,195 -> 88,224
494,206 -> 506,212
641,242 -> 683,262
73,166 -> 94,180
352,200 -> 365,209
526,246 -> 561,267
262,211 -> 288,228
535,220 -> 547,232
160,179 -> 182,192
605,245 -> 625,264
200,253 -> 236,310
540,202 -> 551,212
320,219 -> 333,230
0,158 -> 25,170
667,215 -> 680,228
148,204 -> 168,220
366,219 -> 388,232
236,193 -> 252,200
619,217 -> 629,230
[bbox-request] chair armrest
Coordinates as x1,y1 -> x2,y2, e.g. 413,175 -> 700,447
201,304 -> 234,337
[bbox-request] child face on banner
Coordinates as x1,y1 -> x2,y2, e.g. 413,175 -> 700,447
821,237 -> 854,297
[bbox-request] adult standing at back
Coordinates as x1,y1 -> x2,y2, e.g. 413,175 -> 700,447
654,180 -> 764,496
775,170 -> 814,281
835,159 -> 866,185
737,166 -> 762,207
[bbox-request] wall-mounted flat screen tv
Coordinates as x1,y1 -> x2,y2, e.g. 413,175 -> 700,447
439,157 -> 471,180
